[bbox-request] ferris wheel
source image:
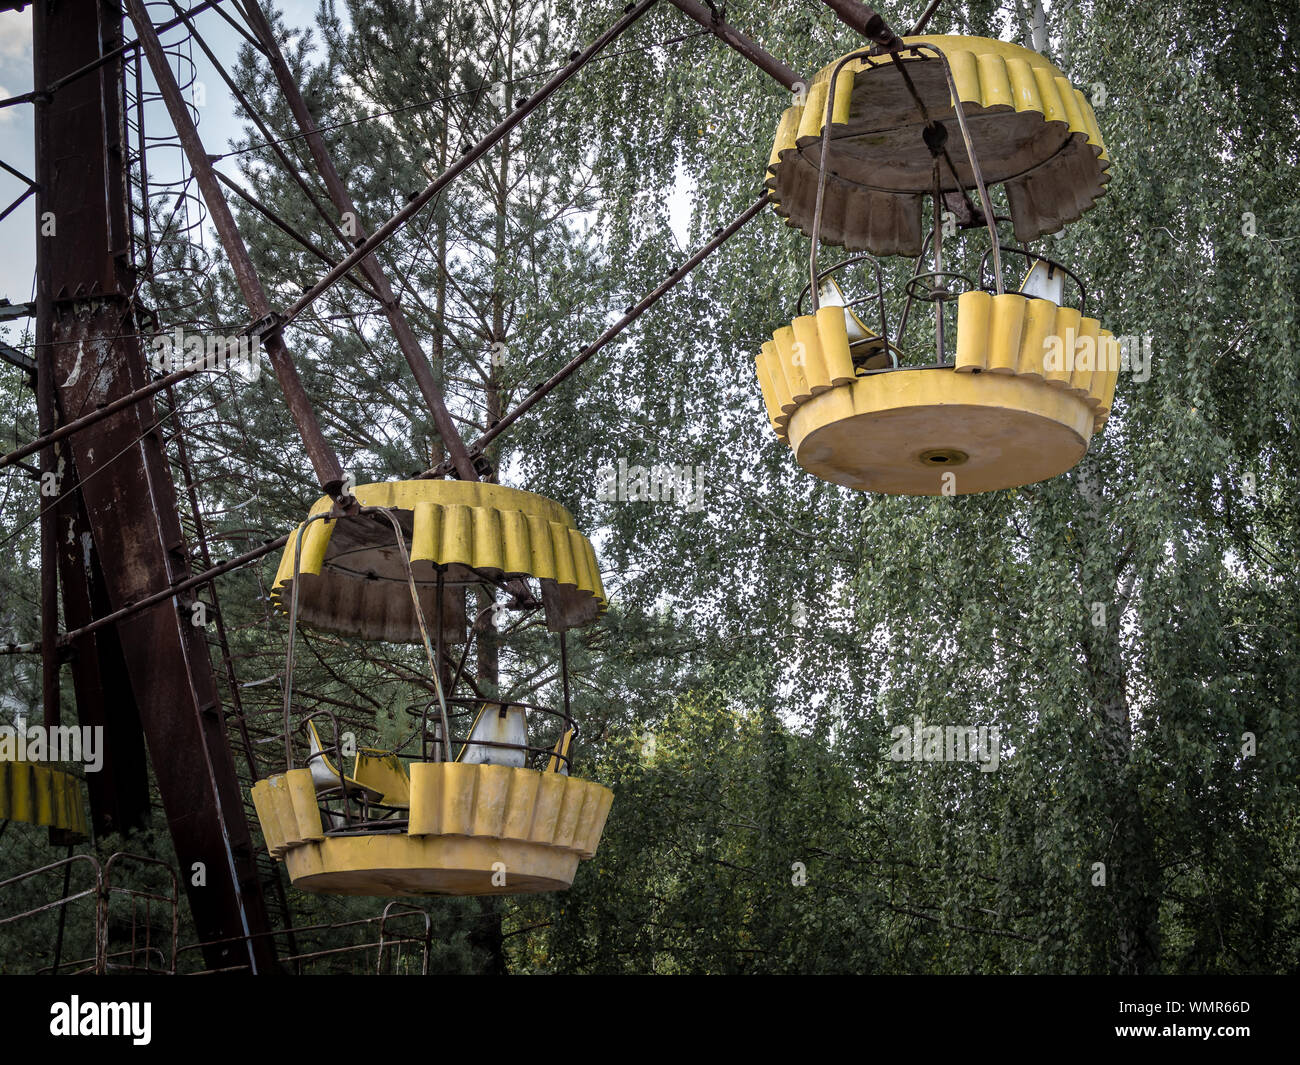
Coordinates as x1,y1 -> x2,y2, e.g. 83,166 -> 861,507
0,0 -> 1117,971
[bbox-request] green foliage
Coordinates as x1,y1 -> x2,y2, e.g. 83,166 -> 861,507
2,0 -> 1297,974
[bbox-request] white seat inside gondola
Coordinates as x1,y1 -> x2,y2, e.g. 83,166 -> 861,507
818,277 -> 891,370
457,703 -> 529,768
1020,259 -> 1067,306
306,719 -> 384,803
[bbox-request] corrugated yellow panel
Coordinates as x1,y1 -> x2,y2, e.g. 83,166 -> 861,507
797,80 -> 828,141
10,763 -> 32,824
1070,317 -> 1102,397
1058,80 -> 1087,136
1030,65 -> 1068,125
250,781 -> 282,857
773,325 -> 810,406
286,768 -> 324,843
409,500 -> 440,563
830,66 -> 854,125
768,104 -> 802,173
440,762 -> 477,836
548,521 -> 577,588
947,48 -> 980,106
1017,298 -> 1059,379
955,290 -> 992,371
35,770 -> 54,826
815,305 -> 857,385
1045,307 -> 1081,389
987,294 -> 1028,373
502,769 -> 540,841
1005,56 -> 1039,111
267,775 -> 304,848
760,340 -> 794,415
529,773 -> 567,844
471,506 -> 504,573
572,786 -> 604,857
976,53 -> 1013,109
442,503 -> 473,564
524,512 -> 556,581
566,528 -> 594,594
791,314 -> 832,395
407,761 -> 442,836
470,764 -> 510,837
552,778 -> 585,849
754,349 -> 783,428
498,508 -> 531,575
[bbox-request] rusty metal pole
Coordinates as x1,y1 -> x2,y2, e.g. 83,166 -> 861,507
819,0 -> 905,49
277,0 -> 662,330
31,0 -> 276,973
667,0 -> 806,90
123,0 -> 347,495
237,0 -> 479,482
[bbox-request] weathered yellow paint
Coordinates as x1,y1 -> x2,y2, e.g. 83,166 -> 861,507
547,728 -> 575,775
788,367 -> 1095,495
252,761 -> 613,896
284,835 -> 583,897
0,760 -> 89,839
765,35 -> 1110,253
354,749 -> 411,807
286,768 -> 324,843
271,480 -> 606,641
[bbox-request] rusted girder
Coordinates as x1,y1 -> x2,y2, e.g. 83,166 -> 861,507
667,0 -> 806,91
34,0 -> 276,973
820,0 -> 904,49
277,0 -> 661,331
237,0 -> 480,483
123,0 -> 347,496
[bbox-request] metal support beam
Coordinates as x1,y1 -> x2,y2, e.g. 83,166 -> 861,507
423,192 -> 771,476
820,0 -> 905,49
124,0 -> 347,496
276,0 -> 661,331
34,0 -> 275,973
667,0 -> 806,90
237,0 -> 480,483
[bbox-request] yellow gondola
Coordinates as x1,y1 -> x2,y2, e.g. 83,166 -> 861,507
754,33 -> 1118,495
250,481 -> 613,897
